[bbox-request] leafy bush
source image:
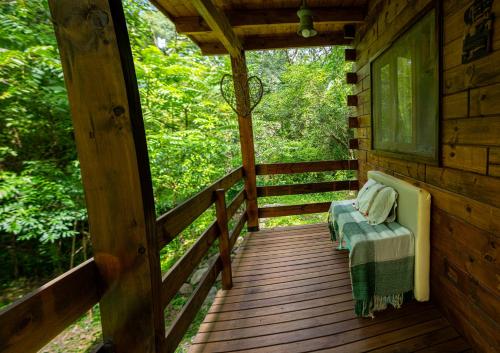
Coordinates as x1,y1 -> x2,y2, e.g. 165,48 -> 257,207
0,0 -> 352,307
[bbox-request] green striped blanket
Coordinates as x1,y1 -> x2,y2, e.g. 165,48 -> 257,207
328,200 -> 415,317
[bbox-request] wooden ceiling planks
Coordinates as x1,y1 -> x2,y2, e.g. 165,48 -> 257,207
199,31 -> 351,54
151,0 -> 367,54
214,0 -> 365,10
192,22 -> 346,42
176,7 -> 364,34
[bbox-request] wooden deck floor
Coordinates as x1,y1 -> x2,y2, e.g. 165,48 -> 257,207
189,223 -> 472,353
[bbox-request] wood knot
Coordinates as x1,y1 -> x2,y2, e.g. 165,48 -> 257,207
465,205 -> 472,213
138,245 -> 146,255
111,105 -> 126,130
113,105 -> 125,116
449,151 -> 456,157
16,314 -> 33,332
87,8 -> 109,30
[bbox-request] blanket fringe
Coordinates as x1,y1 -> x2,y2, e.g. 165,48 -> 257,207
355,293 -> 405,318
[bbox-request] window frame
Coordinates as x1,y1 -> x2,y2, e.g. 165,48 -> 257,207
369,4 -> 442,165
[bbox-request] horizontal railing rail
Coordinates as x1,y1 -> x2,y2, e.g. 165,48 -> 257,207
160,182 -> 246,309
256,159 -> 358,175
161,221 -> 219,308
257,180 -> 359,197
258,202 -> 333,218
158,170 -> 247,353
156,167 -> 243,248
227,189 -> 246,219
164,257 -> 223,353
256,160 -> 359,218
229,212 -> 248,250
0,259 -> 101,353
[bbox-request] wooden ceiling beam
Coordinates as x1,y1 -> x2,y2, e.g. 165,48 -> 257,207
176,7 -> 365,34
188,0 -> 243,57
200,32 -> 352,55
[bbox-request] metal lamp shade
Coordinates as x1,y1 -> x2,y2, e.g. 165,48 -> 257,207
297,7 -> 317,38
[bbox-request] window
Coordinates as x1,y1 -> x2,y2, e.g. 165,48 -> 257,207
372,9 -> 438,162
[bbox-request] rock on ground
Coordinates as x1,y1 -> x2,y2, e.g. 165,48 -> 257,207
179,283 -> 193,295
189,267 -> 207,286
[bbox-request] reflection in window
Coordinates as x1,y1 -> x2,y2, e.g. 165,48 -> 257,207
371,10 -> 438,161
380,64 -> 392,145
397,55 -> 413,145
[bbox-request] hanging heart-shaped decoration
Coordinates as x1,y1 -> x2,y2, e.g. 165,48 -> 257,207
220,74 -> 263,117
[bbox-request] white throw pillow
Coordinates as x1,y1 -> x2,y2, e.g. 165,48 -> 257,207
367,186 -> 398,225
354,179 -> 377,210
385,198 -> 398,223
358,182 -> 385,216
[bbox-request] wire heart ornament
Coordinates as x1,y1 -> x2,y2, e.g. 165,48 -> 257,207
220,74 -> 264,117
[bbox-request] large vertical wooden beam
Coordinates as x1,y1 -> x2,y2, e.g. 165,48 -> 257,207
48,1 -> 164,352
231,52 -> 259,231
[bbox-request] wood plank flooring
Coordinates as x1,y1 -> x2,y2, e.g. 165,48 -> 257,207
189,223 -> 471,353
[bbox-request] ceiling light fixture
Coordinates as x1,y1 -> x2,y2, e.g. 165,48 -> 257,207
297,0 -> 317,38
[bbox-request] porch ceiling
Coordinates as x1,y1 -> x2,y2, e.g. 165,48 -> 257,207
151,0 -> 368,54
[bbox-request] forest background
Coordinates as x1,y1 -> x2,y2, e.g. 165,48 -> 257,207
0,0 -> 353,351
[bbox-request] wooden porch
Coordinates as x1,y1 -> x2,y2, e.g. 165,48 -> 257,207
1,0 -> 498,351
190,223 -> 471,353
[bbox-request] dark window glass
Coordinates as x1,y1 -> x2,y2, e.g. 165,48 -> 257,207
372,10 -> 438,161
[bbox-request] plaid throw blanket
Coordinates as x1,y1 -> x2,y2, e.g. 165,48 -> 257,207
329,200 -> 415,317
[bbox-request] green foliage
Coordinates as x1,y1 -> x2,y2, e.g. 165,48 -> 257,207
250,47 -> 352,165
0,0 -> 86,281
0,1 -> 71,168
0,0 -> 353,350
0,162 -> 85,242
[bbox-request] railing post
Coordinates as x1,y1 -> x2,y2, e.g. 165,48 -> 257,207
215,189 -> 233,290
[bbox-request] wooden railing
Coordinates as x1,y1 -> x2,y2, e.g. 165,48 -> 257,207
0,259 -> 101,353
0,160 -> 356,353
158,168 -> 247,352
256,160 -> 359,218
0,167 -> 247,353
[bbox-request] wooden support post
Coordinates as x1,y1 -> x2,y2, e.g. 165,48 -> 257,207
231,52 -> 259,231
49,1 -> 164,352
214,189 -> 233,290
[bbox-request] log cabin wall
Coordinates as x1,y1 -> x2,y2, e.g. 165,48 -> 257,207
352,0 -> 500,352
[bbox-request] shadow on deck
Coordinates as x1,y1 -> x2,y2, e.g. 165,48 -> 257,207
189,223 -> 471,353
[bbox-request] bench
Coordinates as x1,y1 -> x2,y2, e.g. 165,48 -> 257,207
329,171 -> 431,316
